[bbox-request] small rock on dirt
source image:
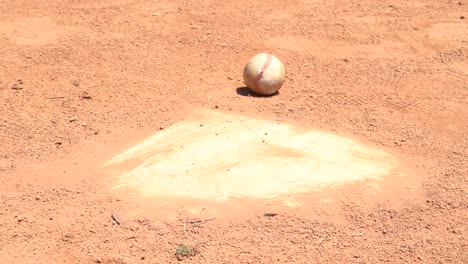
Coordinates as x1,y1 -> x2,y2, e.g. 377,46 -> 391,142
81,92 -> 92,99
264,213 -> 278,217
11,83 -> 23,90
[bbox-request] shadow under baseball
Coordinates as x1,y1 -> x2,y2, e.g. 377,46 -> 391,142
236,87 -> 279,98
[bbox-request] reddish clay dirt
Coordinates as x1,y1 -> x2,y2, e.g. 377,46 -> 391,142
1,0 -> 467,263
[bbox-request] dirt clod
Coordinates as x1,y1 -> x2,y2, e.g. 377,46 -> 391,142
81,92 -> 92,99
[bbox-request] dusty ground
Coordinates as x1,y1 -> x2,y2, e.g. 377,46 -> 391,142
0,0 -> 467,263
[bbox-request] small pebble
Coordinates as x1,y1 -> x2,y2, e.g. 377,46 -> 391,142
11,84 -> 23,90
81,92 -> 92,99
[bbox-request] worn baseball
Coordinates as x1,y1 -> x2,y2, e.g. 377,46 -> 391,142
243,53 -> 285,95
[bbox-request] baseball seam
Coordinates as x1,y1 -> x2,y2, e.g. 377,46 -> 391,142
255,54 -> 272,85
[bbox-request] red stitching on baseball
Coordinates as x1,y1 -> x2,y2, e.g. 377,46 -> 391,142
256,54 -> 272,82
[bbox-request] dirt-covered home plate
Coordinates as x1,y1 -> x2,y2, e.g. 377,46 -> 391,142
102,109 -> 409,201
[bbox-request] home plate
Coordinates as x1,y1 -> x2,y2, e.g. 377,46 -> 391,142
102,109 -> 407,201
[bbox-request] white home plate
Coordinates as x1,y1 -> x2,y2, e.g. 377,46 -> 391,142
103,110 -> 402,201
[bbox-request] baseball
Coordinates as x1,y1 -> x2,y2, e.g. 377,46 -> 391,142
243,53 -> 285,95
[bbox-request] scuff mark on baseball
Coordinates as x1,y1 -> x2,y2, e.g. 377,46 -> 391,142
243,53 -> 285,96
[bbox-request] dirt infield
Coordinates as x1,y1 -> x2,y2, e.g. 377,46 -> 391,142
0,0 -> 467,263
